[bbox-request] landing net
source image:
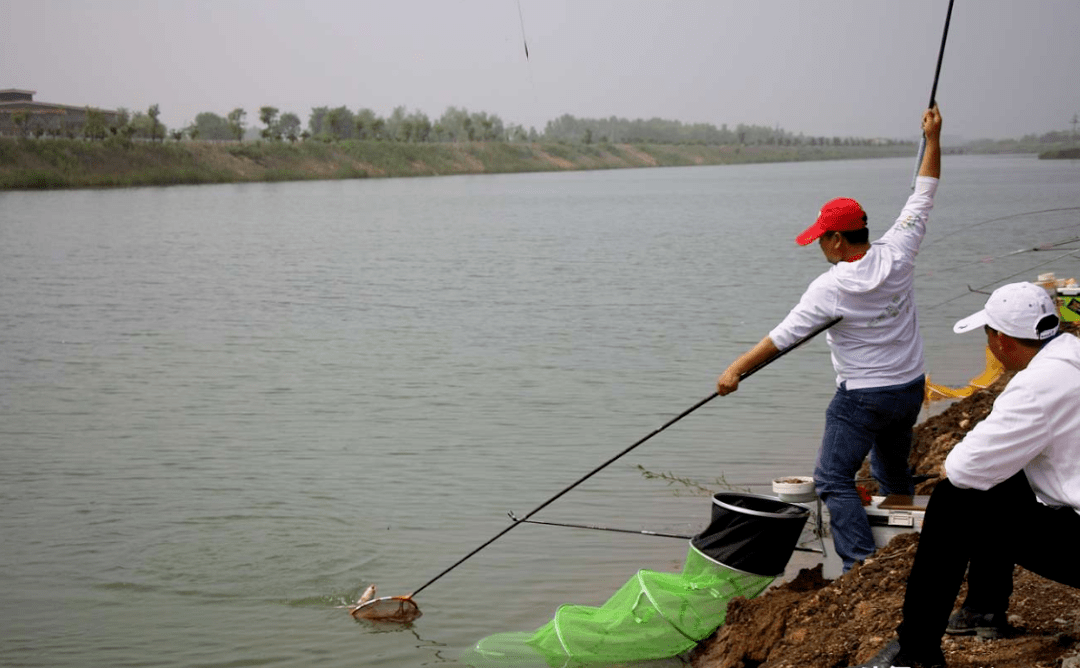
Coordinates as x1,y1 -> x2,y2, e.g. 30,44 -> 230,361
350,596 -> 422,623
462,493 -> 809,667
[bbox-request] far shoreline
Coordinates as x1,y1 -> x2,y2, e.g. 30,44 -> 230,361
0,138 -> 921,190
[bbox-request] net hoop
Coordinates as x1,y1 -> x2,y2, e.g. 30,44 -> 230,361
350,595 -> 422,623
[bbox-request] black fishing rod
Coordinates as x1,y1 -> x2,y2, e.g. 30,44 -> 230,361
912,0 -> 955,189
508,511 -> 694,539
516,0 -> 529,60
505,512 -> 829,556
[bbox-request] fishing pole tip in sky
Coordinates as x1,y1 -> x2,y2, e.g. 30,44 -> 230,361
517,0 -> 529,60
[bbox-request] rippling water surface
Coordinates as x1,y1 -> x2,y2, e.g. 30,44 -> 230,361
1,155 -> 1078,667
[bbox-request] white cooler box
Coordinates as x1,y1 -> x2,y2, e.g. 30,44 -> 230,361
866,494 -> 929,547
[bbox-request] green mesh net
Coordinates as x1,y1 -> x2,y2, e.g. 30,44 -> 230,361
463,544 -> 774,667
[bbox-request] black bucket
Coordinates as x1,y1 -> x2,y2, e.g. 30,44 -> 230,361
691,492 -> 810,577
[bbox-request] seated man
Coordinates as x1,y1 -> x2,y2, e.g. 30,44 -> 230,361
851,282 -> 1080,668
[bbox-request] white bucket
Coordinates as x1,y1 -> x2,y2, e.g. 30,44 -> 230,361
771,476 -> 816,503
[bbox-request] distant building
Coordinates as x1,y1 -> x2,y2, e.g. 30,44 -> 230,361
0,89 -> 122,137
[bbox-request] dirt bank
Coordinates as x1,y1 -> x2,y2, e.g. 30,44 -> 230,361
691,324 -> 1080,668
0,137 -> 914,189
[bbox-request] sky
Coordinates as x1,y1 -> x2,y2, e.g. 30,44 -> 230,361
3,0 -> 1079,142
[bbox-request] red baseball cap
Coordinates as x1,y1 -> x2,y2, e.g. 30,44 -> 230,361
795,197 -> 866,246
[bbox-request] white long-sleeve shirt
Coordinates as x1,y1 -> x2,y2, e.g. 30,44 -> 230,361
945,333 -> 1080,513
769,176 -> 938,389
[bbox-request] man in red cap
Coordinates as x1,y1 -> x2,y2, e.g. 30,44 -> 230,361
717,106 -> 943,572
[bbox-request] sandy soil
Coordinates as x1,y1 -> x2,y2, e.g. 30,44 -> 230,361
690,324 -> 1080,668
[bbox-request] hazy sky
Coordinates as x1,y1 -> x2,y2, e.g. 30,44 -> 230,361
3,0 -> 1078,141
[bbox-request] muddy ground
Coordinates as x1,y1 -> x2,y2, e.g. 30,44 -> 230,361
690,324 -> 1080,668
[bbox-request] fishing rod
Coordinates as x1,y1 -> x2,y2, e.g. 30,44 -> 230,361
912,0 -> 955,189
351,316 -> 842,620
505,511 -> 825,553
926,248 -> 1080,310
516,0 -> 529,61
917,234 -> 1080,278
507,511 -> 693,539
924,206 -> 1080,248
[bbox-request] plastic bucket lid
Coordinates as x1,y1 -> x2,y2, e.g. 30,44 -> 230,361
691,493 -> 810,577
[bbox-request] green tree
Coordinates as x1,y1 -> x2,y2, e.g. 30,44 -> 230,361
227,108 -> 246,142
470,111 -> 503,141
83,107 -> 108,140
354,108 -> 387,140
354,108 -> 376,140
110,108 -> 131,136
278,112 -> 301,142
437,106 -> 470,141
325,107 -> 344,141
386,106 -> 408,141
12,110 -> 31,138
148,104 -> 163,143
308,106 -> 329,137
190,112 -> 232,140
129,111 -> 155,140
508,124 -> 528,142
259,106 -> 279,140
408,110 -> 432,142
324,106 -> 355,141
386,106 -> 431,142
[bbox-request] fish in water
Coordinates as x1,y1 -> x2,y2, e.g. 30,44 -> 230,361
343,584 -> 377,614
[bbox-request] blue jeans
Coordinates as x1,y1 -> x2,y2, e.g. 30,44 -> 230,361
814,375 -> 924,571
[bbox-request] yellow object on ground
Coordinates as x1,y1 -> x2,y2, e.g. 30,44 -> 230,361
925,346 -> 1003,402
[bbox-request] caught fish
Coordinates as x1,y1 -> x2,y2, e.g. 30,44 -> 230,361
341,584 -> 377,614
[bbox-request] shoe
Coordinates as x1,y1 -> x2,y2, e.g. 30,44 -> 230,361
848,639 -> 945,668
945,607 -> 1008,638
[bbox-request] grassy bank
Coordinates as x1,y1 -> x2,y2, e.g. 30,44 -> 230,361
1039,146 -> 1080,159
0,137 -> 916,190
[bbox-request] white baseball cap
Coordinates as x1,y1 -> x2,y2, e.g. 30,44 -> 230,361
953,282 -> 1060,340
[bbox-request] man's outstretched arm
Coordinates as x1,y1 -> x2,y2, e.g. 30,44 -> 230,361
717,336 -> 780,395
919,105 -> 942,179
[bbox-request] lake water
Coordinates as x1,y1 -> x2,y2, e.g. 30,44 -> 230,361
1,155 -> 1078,668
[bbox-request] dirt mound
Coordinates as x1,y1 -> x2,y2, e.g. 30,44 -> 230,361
691,533 -> 1080,668
691,324 -> 1080,668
